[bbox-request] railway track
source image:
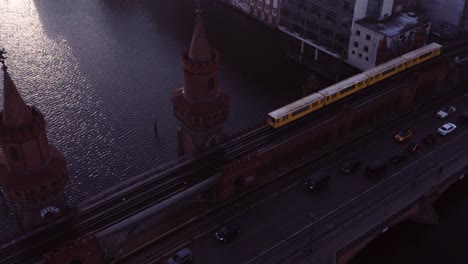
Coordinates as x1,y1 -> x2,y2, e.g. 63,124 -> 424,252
1,43 -> 467,263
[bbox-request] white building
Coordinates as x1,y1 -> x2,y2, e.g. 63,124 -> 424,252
347,12 -> 430,70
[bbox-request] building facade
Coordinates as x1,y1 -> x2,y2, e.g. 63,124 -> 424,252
0,63 -> 69,229
419,0 -> 468,38
172,10 -> 230,157
347,12 -> 430,70
220,0 -> 281,26
278,0 -> 420,59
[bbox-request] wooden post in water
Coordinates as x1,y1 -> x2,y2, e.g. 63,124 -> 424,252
152,115 -> 158,138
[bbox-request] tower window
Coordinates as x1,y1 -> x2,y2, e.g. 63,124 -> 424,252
208,77 -> 215,91
9,146 -> 19,161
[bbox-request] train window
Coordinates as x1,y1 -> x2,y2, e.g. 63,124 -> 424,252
419,51 -> 432,59
413,58 -> 417,62
283,116 -> 288,120
382,67 -> 396,75
340,85 -> 354,95
291,105 -> 310,116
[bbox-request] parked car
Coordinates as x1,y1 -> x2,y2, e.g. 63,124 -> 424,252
423,134 -> 436,144
437,123 -> 457,136
340,160 -> 361,174
389,154 -> 407,164
394,129 -> 412,142
407,142 -> 421,153
167,248 -> 193,264
214,224 -> 240,243
436,106 -> 456,119
304,172 -> 330,192
366,160 -> 387,178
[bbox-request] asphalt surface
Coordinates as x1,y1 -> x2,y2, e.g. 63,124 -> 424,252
185,93 -> 468,264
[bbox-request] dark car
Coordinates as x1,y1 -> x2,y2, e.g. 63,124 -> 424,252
304,172 -> 330,192
459,111 -> 468,124
214,224 -> 240,242
389,154 -> 407,164
423,134 -> 436,144
167,248 -> 193,264
407,142 -> 421,153
366,160 -> 387,178
340,160 -> 361,174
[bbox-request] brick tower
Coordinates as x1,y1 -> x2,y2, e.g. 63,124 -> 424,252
0,57 -> 68,229
172,9 -> 230,157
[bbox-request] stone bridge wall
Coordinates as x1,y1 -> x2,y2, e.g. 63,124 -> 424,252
217,60 -> 451,200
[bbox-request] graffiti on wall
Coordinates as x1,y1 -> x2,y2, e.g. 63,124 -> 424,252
389,23 -> 430,55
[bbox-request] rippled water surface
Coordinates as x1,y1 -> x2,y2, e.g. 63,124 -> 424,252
0,0 -> 304,234
2,3 -> 467,264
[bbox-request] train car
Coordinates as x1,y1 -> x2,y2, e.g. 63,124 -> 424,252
401,42 -> 442,68
267,43 -> 442,129
363,57 -> 407,86
267,93 -> 325,128
318,73 -> 369,106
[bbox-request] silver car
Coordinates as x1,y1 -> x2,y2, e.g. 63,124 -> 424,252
436,106 -> 456,119
167,248 -> 193,264
437,123 -> 457,136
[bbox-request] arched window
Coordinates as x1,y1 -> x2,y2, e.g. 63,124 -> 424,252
208,77 -> 214,91
9,146 -> 19,161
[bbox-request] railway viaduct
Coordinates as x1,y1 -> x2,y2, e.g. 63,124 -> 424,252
4,15 -> 468,264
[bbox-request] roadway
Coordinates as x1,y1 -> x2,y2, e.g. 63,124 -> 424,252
183,92 -> 468,264
1,44 -> 466,263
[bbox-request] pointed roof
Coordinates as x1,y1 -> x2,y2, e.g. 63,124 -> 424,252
188,9 -> 212,62
2,66 -> 32,127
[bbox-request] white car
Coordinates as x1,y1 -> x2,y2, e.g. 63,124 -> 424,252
436,106 -> 456,119
437,123 -> 457,136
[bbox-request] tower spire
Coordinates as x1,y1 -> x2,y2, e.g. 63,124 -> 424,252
0,50 -> 69,229
188,9 -> 212,62
2,66 -> 33,127
172,9 -> 230,157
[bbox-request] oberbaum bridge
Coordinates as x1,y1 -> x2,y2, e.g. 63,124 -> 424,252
1,9 -> 468,264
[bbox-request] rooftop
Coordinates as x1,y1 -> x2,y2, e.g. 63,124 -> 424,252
356,12 -> 423,37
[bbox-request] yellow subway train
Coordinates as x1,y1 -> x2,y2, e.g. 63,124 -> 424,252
267,43 -> 442,128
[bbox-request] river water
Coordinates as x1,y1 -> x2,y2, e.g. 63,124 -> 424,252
0,0 -> 303,234
0,0 -> 467,262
